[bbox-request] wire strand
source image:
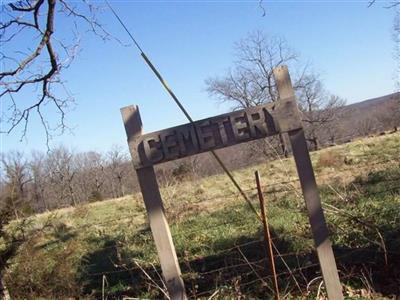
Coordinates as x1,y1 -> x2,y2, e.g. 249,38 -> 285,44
105,0 -> 260,220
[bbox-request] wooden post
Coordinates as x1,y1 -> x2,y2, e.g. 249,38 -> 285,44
121,105 -> 187,300
273,66 -> 343,300
255,171 -> 280,300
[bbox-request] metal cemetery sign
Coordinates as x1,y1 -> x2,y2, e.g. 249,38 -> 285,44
121,66 -> 343,300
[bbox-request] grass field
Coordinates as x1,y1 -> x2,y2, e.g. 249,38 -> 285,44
1,132 -> 400,299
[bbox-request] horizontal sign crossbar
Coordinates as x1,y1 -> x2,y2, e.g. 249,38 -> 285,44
130,102 -> 282,168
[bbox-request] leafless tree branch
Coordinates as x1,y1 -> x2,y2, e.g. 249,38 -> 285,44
206,31 -> 346,152
0,0 -> 113,147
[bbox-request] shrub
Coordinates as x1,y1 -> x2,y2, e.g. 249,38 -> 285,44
88,190 -> 103,203
19,202 -> 35,216
4,238 -> 83,299
172,162 -> 192,179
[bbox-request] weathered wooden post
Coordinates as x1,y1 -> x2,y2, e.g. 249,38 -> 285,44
121,105 -> 187,300
120,65 -> 342,299
273,66 -> 343,300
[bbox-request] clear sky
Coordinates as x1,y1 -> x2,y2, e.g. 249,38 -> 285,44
1,0 -> 397,154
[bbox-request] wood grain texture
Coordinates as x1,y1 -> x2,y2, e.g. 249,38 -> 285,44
128,102 -> 279,168
289,129 -> 343,300
271,66 -> 302,133
136,166 -> 187,300
273,66 -> 343,300
121,106 -> 187,300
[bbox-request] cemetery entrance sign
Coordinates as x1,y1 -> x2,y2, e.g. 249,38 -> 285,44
121,66 -> 343,300
132,102 -> 281,168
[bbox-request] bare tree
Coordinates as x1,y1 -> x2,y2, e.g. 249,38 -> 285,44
376,95 -> 400,131
322,113 -> 347,145
297,75 -> 346,150
107,146 -> 129,198
29,151 -> 48,211
356,117 -> 379,136
367,0 -> 400,8
206,31 -> 325,156
0,144 -> 138,214
85,151 -> 106,201
0,151 -> 31,219
0,0 -> 112,144
45,146 -> 77,207
206,31 -> 300,110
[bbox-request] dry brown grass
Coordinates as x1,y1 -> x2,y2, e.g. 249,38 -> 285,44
317,150 -> 344,169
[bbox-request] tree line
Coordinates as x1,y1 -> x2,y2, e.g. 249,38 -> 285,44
2,92 -> 398,220
0,146 -> 135,218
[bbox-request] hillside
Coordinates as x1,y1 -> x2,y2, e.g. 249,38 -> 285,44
153,92 -> 400,178
344,92 -> 399,110
1,132 -> 399,299
337,92 -> 400,137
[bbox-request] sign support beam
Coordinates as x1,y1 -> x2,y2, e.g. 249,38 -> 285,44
273,66 -> 343,300
121,106 -> 187,300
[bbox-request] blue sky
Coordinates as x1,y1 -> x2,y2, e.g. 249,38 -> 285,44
1,0 -> 397,154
